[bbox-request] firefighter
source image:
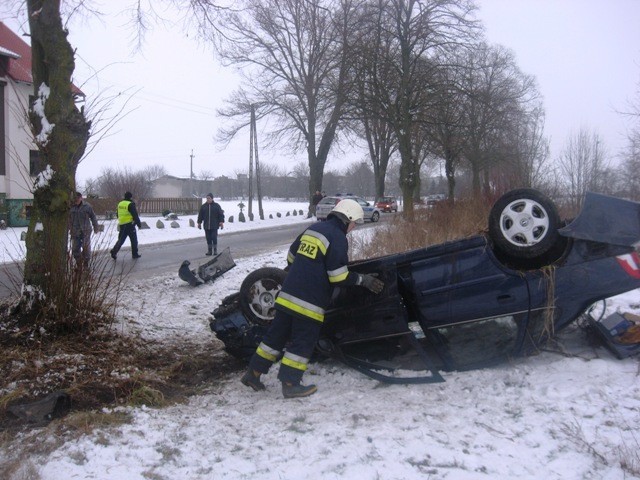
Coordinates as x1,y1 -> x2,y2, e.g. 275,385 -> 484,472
241,199 -> 385,398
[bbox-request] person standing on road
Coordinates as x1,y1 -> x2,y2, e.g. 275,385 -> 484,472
241,199 -> 385,399
68,191 -> 99,267
197,193 -> 225,256
110,191 -> 142,260
310,190 -> 324,217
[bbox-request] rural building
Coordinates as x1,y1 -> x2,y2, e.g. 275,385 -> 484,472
0,21 -> 84,226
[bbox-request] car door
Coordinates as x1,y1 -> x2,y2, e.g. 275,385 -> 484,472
355,197 -> 374,219
406,236 -> 530,327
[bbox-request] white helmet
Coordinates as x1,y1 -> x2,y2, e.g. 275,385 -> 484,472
330,198 -> 364,224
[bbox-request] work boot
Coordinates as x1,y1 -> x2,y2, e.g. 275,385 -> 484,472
206,247 -> 212,256
110,250 -> 117,260
213,246 -> 218,255
282,382 -> 317,399
132,254 -> 141,259
241,370 -> 266,391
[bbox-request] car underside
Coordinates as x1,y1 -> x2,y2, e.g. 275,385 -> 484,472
209,189 -> 640,383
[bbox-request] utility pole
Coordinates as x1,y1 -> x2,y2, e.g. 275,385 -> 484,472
248,104 -> 264,220
190,149 -> 195,197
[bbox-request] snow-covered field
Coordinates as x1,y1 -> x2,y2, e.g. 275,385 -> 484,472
2,200 -> 640,480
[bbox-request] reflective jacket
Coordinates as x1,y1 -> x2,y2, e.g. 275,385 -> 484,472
275,215 -> 359,322
117,200 -> 142,227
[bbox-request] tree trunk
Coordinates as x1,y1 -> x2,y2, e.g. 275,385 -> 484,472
397,134 -> 417,221
23,0 -> 91,307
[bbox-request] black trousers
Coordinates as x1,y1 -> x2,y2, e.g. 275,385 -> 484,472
249,310 -> 322,384
204,228 -> 219,249
112,223 -> 139,256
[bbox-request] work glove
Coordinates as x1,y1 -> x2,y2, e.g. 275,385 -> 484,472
358,273 -> 384,294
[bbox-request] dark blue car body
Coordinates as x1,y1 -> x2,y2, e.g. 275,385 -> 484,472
211,192 -> 640,380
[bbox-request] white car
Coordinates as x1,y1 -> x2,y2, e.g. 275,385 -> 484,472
315,195 -> 381,222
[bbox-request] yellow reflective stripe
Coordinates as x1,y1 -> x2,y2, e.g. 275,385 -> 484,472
328,266 -> 349,283
304,229 -> 330,249
276,295 -> 324,322
298,235 -> 326,258
287,250 -> 295,263
282,354 -> 308,372
256,345 -> 278,362
301,233 -> 328,256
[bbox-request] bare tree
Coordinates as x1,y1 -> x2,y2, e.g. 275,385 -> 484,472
618,131 -> 640,201
141,164 -> 168,182
216,0 -> 359,211
354,0 -> 479,218
346,1 -> 398,200
19,0 -> 91,312
96,167 -> 152,200
616,76 -> 640,201
557,127 -> 608,210
456,43 -> 542,196
342,161 -> 375,197
197,169 -> 214,181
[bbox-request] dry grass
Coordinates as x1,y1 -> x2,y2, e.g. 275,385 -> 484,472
351,198 -> 492,260
0,234 -> 246,451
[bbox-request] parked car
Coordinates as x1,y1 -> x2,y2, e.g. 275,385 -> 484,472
315,195 -> 381,222
210,189 -> 640,383
425,194 -> 446,206
375,196 -> 398,213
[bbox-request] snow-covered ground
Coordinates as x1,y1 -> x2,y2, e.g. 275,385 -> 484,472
2,200 -> 640,480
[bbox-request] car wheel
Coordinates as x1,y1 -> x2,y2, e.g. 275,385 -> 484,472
371,211 -> 380,222
239,267 -> 287,326
488,189 -> 564,263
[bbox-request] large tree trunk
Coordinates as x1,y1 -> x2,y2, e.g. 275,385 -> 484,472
397,133 -> 418,221
23,0 -> 91,307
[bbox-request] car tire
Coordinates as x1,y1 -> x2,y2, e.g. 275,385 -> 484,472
488,189 -> 565,264
239,267 -> 287,326
371,211 -> 380,222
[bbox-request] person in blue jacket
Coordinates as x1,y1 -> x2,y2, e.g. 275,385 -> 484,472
241,199 -> 385,398
197,193 -> 225,256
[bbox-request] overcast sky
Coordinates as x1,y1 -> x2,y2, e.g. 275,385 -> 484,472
2,1 -> 639,187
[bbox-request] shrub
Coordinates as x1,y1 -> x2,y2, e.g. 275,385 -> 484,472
350,197 -> 491,261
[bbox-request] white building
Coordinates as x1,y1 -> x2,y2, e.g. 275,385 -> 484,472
0,21 -> 35,226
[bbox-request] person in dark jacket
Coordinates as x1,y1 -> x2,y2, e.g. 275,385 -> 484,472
110,191 -> 142,260
197,193 -> 225,256
241,199 -> 385,398
310,190 -> 324,217
68,191 -> 99,266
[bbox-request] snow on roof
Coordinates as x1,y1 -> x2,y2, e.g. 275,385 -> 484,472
0,45 -> 20,59
0,21 -> 33,84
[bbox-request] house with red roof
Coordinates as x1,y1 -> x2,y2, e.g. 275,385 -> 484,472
0,21 -> 84,227
0,21 -> 37,226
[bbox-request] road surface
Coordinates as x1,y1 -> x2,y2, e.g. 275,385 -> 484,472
0,215 -> 390,299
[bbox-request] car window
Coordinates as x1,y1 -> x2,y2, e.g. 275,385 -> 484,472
319,197 -> 336,205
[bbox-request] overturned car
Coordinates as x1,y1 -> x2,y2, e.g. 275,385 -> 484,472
210,189 -> 640,383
